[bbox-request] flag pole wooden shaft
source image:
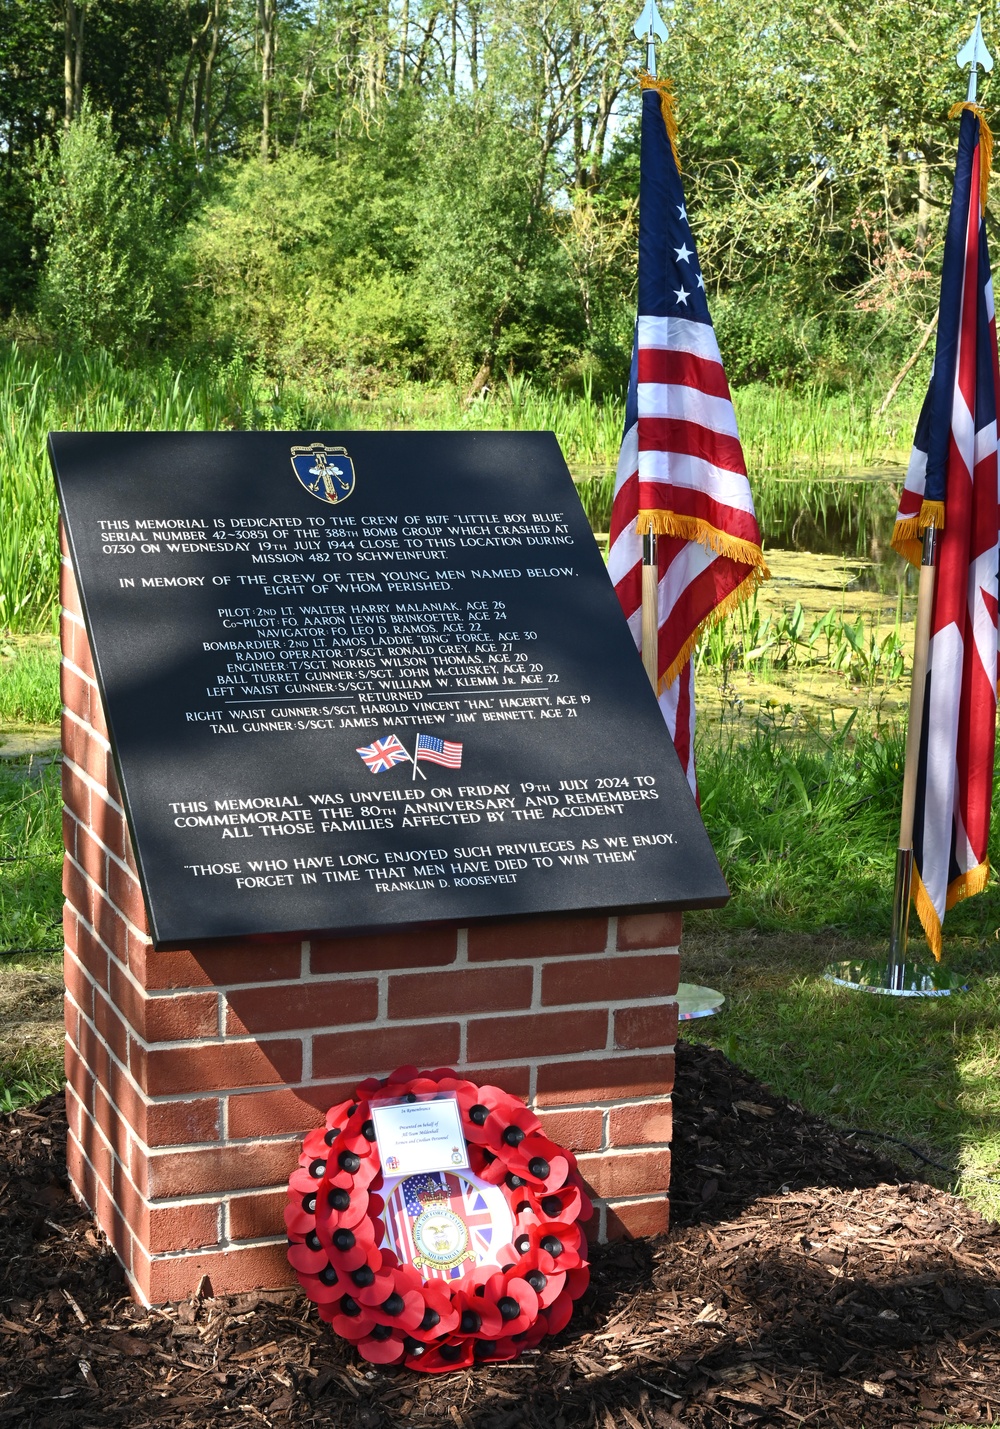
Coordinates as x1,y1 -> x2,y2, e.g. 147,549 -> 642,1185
641,532 -> 659,689
890,524 -> 939,968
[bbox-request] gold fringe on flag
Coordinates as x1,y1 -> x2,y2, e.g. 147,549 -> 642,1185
657,563 -> 769,693
948,101 -> 993,211
890,499 -> 946,568
636,509 -> 771,570
909,858 -> 991,963
638,72 -> 681,172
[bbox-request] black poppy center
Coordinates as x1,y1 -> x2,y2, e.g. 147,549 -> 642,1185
502,1125 -> 525,1147
328,1188 -> 350,1211
319,1265 -> 338,1285
526,1269 -> 547,1293
338,1150 -> 361,1174
305,1230 -> 322,1251
332,1228 -> 355,1251
439,1343 -> 463,1362
540,1194 -> 562,1216
419,1306 -> 440,1331
505,1173 -> 525,1190
541,1235 -> 564,1257
498,1296 -> 521,1321
528,1157 -> 550,1180
474,1340 -> 497,1359
324,1127 -> 339,1146
381,1292 -> 404,1316
361,1119 -> 376,1141
460,1310 -> 481,1334
341,1295 -> 361,1316
515,1235 -> 531,1253
351,1265 -> 375,1287
469,1104 -> 489,1125
371,1324 -> 392,1341
302,1193 -> 317,1213
308,1158 -> 326,1178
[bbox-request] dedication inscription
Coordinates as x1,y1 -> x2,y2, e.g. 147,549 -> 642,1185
51,430 -> 728,947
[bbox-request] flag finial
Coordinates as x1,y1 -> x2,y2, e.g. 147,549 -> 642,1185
958,13 -> 993,102
633,0 -> 668,77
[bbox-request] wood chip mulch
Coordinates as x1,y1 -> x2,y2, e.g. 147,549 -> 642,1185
2,1039 -> 999,1427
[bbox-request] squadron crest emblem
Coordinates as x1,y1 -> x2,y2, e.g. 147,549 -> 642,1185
290,442 -> 355,505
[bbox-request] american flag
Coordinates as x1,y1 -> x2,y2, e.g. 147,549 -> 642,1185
381,1171 -> 507,1281
356,734 -> 410,773
609,76 -> 767,793
890,103 -> 999,960
415,734 -> 463,769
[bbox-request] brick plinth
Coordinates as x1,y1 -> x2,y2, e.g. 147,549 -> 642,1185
60,545 -> 679,1305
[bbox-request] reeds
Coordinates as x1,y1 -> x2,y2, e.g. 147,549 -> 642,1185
0,340 -> 923,632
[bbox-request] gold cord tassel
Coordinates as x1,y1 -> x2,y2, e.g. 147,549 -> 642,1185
949,101 -> 993,211
639,72 -> 681,172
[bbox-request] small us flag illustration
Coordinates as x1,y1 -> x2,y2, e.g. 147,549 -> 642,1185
356,734 -> 410,773
415,734 -> 462,769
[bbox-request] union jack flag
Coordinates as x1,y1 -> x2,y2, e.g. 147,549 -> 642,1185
356,734 -> 410,773
415,734 -> 463,769
890,103 -> 1000,959
609,77 -> 767,793
382,1171 -> 507,1282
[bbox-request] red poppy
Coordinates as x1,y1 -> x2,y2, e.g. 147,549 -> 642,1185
410,1337 -> 475,1373
524,1220 -> 585,1272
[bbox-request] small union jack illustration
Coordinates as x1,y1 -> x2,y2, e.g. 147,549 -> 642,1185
356,734 -> 410,773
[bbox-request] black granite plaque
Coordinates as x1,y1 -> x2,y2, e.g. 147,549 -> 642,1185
51,430 -> 728,948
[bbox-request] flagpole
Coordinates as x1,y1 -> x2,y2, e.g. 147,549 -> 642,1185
634,0 -> 668,692
825,18 -> 991,999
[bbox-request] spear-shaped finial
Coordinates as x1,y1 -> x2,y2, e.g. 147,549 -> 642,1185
633,0 -> 668,76
958,13 -> 994,102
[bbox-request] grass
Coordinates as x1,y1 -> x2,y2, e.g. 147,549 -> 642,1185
0,635 -> 61,726
1,339 -> 923,632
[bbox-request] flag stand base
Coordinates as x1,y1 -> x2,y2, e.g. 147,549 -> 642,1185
677,982 -> 725,1019
822,959 -> 966,997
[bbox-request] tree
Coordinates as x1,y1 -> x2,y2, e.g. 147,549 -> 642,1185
34,101 -> 168,350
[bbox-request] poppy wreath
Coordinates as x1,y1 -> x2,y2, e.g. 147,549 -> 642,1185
285,1064 -> 592,1371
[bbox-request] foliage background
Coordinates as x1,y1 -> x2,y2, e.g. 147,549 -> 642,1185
2,0 -> 994,390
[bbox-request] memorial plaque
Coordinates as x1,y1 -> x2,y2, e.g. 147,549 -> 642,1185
51,430 -> 728,948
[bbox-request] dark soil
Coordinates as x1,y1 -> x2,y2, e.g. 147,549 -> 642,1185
1,1040 -> 998,1427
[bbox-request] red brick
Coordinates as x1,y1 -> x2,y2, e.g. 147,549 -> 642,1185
137,1242 -> 292,1304
108,858 -> 147,930
62,610 -> 94,675
541,954 -> 679,1006
577,1149 -> 671,1200
77,1010 -> 115,1088
60,559 -> 84,620
94,1083 -> 131,1163
536,1052 -> 674,1107
60,658 -> 93,724
105,753 -> 121,800
91,888 -> 130,960
74,917 -> 110,990
614,1001 -> 678,1051
67,1128 -> 97,1209
65,1042 -> 94,1112
228,1189 -> 288,1242
608,1099 -> 673,1147
76,823 -> 108,887
226,979 -> 377,1036
468,915 -> 608,962
227,1083 -> 347,1140
467,1009 -> 607,1064
605,1197 -> 670,1240
145,1097 -> 221,1148
64,950 -> 96,1022
459,1064 -> 531,1100
135,1038 -> 302,1097
108,960 -> 219,1042
149,1202 -> 220,1254
537,1107 -> 604,1153
95,1179 -> 132,1268
312,1022 -> 460,1080
61,759 -> 91,824
62,712 -> 108,786
387,965 -> 533,1020
62,854 -> 93,923
65,1082 -> 86,1142
93,987 -> 131,1064
310,926 -> 457,974
91,792 -> 127,861
616,912 -> 682,951
128,939 -> 303,992
145,1139 -> 299,1198
91,686 -> 111,740
62,807 -> 79,862
75,1114 -> 115,1192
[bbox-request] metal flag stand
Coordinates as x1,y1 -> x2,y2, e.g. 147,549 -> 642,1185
633,0 -> 726,1023
824,18 -> 992,999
